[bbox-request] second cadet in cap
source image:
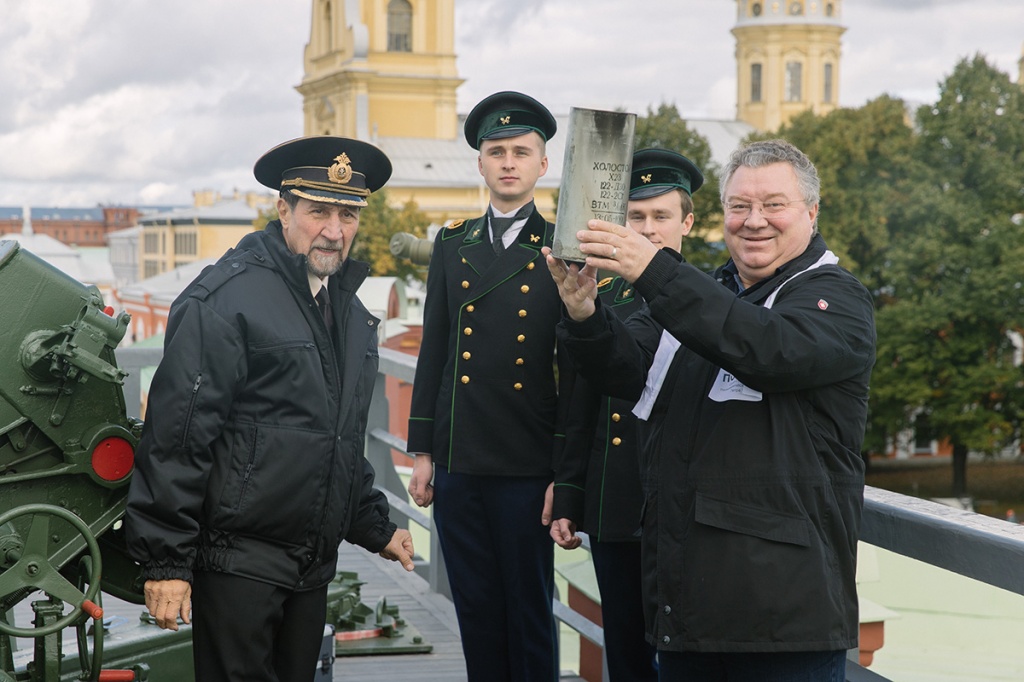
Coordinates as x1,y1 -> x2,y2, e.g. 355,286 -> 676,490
125,135 -> 415,682
550,148 -> 704,682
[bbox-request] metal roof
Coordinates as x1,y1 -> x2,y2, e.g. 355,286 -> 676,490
0,206 -> 104,221
138,199 -> 261,225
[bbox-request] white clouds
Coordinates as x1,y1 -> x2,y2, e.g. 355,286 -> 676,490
0,0 -> 310,205
453,0 -> 738,116
0,0 -> 1020,207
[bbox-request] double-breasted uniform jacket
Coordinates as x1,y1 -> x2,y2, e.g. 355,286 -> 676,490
553,276 -> 646,540
556,235 -> 876,653
407,208 -> 576,476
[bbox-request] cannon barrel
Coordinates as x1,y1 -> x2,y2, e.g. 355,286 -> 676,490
389,232 -> 434,266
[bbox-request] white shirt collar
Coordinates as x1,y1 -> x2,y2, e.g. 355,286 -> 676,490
307,272 -> 327,298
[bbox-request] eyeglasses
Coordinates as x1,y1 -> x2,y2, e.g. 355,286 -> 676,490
724,199 -> 806,219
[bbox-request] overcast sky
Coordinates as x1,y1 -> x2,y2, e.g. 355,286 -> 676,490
0,0 -> 1020,208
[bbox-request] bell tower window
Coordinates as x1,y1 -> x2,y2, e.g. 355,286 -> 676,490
388,0 -> 412,52
785,61 -> 803,102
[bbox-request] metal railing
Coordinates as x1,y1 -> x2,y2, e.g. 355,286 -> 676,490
116,345 -> 1024,682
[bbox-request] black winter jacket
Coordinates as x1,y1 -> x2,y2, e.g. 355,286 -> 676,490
558,234 -> 875,653
125,222 -> 395,590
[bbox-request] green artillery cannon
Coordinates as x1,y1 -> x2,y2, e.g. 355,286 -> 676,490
0,241 -> 428,682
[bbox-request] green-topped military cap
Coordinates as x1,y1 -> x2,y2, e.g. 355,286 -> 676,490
253,136 -> 392,207
629,148 -> 704,200
463,91 -> 557,150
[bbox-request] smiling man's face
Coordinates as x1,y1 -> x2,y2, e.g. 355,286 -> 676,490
723,162 -> 817,288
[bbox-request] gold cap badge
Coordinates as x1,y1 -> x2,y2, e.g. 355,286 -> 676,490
641,174 -> 652,183
500,115 -> 511,125
328,153 -> 353,184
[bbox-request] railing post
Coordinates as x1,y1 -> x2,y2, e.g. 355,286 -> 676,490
365,371 -> 408,531
114,347 -> 163,419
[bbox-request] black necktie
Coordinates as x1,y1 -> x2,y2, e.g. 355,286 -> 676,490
489,201 -> 534,254
315,286 -> 333,337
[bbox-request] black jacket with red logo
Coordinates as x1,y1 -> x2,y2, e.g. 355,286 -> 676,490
558,234 -> 875,652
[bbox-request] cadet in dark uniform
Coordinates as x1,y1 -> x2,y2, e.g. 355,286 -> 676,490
550,149 -> 704,682
406,91 -> 570,681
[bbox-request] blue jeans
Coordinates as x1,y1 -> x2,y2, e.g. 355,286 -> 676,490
658,649 -> 847,682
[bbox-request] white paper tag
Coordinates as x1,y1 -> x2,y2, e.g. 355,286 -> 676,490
708,367 -> 763,402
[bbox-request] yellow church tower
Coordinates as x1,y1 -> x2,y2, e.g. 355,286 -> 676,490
297,0 -> 464,140
732,0 -> 845,132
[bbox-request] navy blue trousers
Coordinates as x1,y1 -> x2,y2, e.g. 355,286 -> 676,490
433,466 -> 558,682
590,539 -> 658,681
657,649 -> 847,682
191,571 -> 328,682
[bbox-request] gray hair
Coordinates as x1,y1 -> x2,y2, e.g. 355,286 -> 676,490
718,139 -> 820,208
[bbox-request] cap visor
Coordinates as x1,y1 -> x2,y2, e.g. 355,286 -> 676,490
289,188 -> 368,207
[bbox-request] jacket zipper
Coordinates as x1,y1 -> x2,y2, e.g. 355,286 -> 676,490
238,426 -> 259,508
180,374 -> 203,447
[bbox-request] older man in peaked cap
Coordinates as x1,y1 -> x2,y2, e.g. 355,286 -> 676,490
126,136 -> 415,682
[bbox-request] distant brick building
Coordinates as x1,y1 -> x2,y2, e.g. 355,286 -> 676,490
0,206 -> 139,246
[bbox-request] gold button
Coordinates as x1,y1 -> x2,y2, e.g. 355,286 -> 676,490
612,437 -> 622,446
461,376 -> 470,384
464,327 -> 473,336
611,413 -> 621,422
518,309 -> 527,318
521,285 -> 530,294
462,280 -> 470,289
527,262 -> 535,270
466,304 -> 475,312
515,358 -> 524,366
517,334 -> 525,343
461,257 -> 467,263
463,351 -> 471,360
514,383 -> 523,391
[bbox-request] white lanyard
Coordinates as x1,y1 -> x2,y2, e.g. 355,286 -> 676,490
633,250 -> 838,417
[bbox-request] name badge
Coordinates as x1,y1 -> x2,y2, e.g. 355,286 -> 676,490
708,368 -> 762,403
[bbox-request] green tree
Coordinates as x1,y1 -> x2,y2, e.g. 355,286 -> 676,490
633,103 -> 725,271
869,56 -> 1024,494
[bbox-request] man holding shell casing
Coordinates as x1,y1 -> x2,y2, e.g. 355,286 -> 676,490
545,139 -> 875,681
